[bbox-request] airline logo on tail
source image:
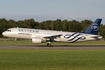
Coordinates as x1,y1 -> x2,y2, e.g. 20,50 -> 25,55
83,19 -> 102,35
91,23 -> 99,31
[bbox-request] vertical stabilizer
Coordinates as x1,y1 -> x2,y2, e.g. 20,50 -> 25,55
83,19 -> 102,35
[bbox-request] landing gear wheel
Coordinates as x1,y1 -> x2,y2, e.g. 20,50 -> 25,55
47,43 -> 51,47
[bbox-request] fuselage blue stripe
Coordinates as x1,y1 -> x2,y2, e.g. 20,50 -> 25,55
64,33 -> 86,43
64,33 -> 77,39
71,37 -> 82,42
68,34 -> 82,41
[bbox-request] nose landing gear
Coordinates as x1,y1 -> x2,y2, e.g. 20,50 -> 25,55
47,42 -> 51,47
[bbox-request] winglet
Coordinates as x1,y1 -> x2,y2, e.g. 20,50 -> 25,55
83,19 -> 102,35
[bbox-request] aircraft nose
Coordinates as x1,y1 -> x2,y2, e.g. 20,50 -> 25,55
2,32 -> 4,36
2,32 -> 6,36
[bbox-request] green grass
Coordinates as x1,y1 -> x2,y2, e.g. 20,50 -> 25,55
0,50 -> 105,70
0,40 -> 105,45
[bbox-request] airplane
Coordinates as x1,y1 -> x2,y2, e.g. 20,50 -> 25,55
2,19 -> 102,47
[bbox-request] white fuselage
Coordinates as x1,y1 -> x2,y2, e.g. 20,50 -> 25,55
2,28 -> 102,43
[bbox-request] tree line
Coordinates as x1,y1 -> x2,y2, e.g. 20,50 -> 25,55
0,18 -> 105,39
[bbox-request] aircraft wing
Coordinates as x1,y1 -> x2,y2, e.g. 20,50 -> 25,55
43,34 -> 63,38
42,34 -> 63,42
32,34 -> 62,39
32,34 -> 62,42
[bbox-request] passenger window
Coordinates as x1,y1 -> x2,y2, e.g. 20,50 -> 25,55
7,30 -> 11,32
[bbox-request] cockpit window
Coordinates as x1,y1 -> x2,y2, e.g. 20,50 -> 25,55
7,30 -> 11,32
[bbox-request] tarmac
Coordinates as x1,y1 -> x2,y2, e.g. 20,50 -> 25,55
0,45 -> 105,50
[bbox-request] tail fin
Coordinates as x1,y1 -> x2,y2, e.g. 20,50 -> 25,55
83,19 -> 102,35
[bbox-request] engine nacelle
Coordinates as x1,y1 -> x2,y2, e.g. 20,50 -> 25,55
32,38 -> 42,44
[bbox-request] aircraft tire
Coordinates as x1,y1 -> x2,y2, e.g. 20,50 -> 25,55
47,43 -> 51,47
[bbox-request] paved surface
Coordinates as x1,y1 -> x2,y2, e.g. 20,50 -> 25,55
0,45 -> 105,49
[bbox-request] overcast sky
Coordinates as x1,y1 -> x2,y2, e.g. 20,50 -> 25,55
0,0 -> 105,24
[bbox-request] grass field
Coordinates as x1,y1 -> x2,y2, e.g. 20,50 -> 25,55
0,40 -> 105,70
0,50 -> 105,70
0,40 -> 105,45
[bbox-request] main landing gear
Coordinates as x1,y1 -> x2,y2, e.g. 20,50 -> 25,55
47,42 -> 51,47
14,38 -> 17,45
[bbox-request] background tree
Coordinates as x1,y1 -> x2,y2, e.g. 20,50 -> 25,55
61,20 -> 67,31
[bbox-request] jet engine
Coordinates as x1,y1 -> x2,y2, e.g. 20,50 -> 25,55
32,38 -> 42,44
